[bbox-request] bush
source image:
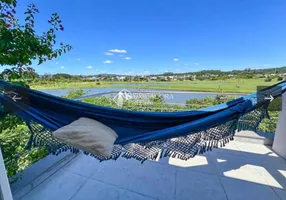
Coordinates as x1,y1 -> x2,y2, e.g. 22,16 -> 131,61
264,77 -> 272,82
277,77 -> 283,81
1,114 -> 48,180
62,89 -> 87,99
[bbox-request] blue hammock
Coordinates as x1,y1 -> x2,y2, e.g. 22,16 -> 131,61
0,80 -> 285,162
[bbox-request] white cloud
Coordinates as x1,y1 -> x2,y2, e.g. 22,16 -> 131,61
195,63 -> 199,66
124,57 -> 132,60
108,49 -> 127,53
55,62 -> 59,65
173,58 -> 179,62
143,71 -> 150,75
175,68 -> 181,71
60,66 -> 65,69
86,66 -> 93,69
104,52 -> 114,56
103,60 -> 113,64
74,58 -> 81,61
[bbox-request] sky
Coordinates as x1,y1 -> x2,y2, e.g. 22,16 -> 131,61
2,0 -> 286,75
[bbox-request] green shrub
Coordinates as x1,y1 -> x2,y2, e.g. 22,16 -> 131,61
1,114 -> 48,180
264,77 -> 272,82
62,89 -> 87,99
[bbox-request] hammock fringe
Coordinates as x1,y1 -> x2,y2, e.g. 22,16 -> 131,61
24,108 -> 258,163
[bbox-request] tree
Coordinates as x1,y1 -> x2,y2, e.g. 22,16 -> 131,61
133,76 -> 140,81
0,0 -> 72,180
0,0 -> 72,81
53,73 -> 72,79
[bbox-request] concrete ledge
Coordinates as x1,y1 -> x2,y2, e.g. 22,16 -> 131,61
11,151 -> 79,200
234,130 -> 274,145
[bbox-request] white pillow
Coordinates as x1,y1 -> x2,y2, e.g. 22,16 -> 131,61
52,117 -> 118,157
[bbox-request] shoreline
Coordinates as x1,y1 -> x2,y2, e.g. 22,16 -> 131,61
36,86 -> 248,95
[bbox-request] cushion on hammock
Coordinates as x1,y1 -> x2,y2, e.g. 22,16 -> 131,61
52,117 -> 118,157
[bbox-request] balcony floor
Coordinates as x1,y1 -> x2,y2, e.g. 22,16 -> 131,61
16,141 -> 286,200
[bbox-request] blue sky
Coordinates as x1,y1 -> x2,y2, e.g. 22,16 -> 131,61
2,0 -> 286,75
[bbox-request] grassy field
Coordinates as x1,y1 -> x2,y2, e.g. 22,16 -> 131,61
31,78 -> 282,93
122,79 -> 281,93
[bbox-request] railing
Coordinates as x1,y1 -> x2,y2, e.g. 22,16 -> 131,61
0,147 -> 13,200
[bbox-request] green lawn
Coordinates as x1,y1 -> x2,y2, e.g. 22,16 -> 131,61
131,79 -> 281,93
31,78 -> 282,93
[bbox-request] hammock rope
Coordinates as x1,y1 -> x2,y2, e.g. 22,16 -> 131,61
0,80 -> 285,162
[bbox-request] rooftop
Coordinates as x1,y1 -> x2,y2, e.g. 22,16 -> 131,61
13,140 -> 286,200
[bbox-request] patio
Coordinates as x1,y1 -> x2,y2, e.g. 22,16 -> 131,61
13,140 -> 286,200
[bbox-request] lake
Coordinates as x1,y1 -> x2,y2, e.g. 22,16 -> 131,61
40,88 -> 243,104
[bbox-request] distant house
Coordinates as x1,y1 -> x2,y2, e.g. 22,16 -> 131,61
118,76 -> 125,81
150,76 -> 157,80
263,74 -> 269,78
190,75 -> 196,80
228,74 -> 234,77
157,76 -> 168,81
209,74 -> 218,77
86,76 -> 97,80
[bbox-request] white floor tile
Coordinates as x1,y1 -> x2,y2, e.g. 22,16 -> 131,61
175,169 -> 227,200
236,142 -> 280,158
256,166 -> 286,189
212,141 -> 245,156
62,154 -> 101,178
20,169 -> 87,200
18,142 -> 286,200
167,154 -> 218,175
243,146 -> 286,167
273,188 -> 286,200
209,152 -> 268,185
71,179 -> 156,200
221,177 -> 280,200
90,158 -> 176,200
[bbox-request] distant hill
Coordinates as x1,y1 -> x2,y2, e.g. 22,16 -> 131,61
152,66 -> 286,76
39,66 -> 286,77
